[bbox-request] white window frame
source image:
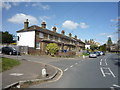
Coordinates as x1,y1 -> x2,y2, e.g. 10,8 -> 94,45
58,37 -> 61,42
53,36 -> 55,41
36,42 -> 40,49
39,32 -> 44,38
48,34 -> 50,40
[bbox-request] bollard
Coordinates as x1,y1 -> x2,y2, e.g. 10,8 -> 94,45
83,55 -> 85,59
42,65 -> 47,77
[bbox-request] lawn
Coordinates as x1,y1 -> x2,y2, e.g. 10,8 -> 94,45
0,57 -> 21,72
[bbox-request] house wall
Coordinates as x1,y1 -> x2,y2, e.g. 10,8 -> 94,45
85,45 -> 90,49
17,31 -> 35,47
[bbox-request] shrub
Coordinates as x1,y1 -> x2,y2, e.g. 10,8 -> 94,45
46,43 -> 59,56
82,52 -> 89,56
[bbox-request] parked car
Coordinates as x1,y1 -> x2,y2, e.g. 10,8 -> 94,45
95,52 -> 100,56
97,51 -> 103,56
89,52 -> 97,58
1,47 -> 20,55
102,51 -> 105,55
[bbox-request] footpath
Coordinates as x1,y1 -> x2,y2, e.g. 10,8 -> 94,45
1,59 -> 59,89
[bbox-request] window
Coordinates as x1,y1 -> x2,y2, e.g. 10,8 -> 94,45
39,32 -> 44,38
58,37 -> 61,41
48,34 -> 50,40
36,42 -> 40,49
53,36 -> 55,40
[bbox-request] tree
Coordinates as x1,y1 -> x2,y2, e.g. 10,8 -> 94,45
107,37 -> 112,46
2,31 -> 15,44
90,44 -> 98,51
46,43 -> 59,56
107,37 -> 113,51
99,44 -> 106,52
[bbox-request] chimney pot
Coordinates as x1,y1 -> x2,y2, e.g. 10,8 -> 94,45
69,33 -> 72,37
52,26 -> 57,32
41,22 -> 46,29
61,30 -> 65,35
75,35 -> 77,39
24,19 -> 29,30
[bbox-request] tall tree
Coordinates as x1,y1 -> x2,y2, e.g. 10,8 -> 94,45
2,31 -> 14,44
107,37 -> 112,46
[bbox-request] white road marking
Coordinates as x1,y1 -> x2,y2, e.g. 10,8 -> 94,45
108,68 -> 116,78
100,59 -> 102,65
113,84 -> 120,88
70,65 -> 73,67
9,73 -> 23,76
110,87 -> 115,90
105,59 -> 108,65
64,68 -> 68,72
75,63 -> 78,65
100,67 -> 106,77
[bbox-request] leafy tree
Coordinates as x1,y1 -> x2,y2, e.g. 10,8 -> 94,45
85,40 -> 87,44
90,44 -> 98,51
99,44 -> 106,52
46,43 -> 59,56
1,31 -> 15,44
107,37 -> 112,46
107,37 -> 113,51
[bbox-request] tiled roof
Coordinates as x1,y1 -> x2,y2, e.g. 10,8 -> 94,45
16,25 -> 85,43
17,25 -> 76,41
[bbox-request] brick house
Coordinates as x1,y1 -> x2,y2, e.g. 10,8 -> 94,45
16,19 -> 85,54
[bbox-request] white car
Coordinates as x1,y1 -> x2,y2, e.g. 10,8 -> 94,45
98,51 -> 103,55
89,52 -> 97,58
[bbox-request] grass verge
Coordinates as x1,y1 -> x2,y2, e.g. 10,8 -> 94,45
0,57 -> 21,72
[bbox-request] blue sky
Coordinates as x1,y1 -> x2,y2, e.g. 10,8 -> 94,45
2,2 -> 119,45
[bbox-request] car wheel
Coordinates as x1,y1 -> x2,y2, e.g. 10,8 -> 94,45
9,52 -> 12,55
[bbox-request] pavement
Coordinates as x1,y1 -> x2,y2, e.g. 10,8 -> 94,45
1,56 -> 58,89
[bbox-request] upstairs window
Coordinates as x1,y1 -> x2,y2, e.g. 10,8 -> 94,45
39,32 -> 44,38
58,37 -> 61,41
53,36 -> 55,40
48,34 -> 50,40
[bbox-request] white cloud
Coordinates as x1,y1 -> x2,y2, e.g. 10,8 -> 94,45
99,33 -> 107,36
2,2 -> 11,10
62,20 -> 79,30
8,13 -> 38,24
62,20 -> 89,30
32,3 -> 50,10
79,22 -> 89,29
107,35 -> 113,38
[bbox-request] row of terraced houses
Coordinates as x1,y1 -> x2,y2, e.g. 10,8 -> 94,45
17,19 -> 85,54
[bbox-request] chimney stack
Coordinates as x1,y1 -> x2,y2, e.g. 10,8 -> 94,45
69,33 -> 72,37
24,19 -> 29,30
75,35 -> 77,39
61,30 -> 65,35
41,22 -> 46,29
52,26 -> 57,32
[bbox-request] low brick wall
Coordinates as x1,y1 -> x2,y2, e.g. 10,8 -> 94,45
56,51 -> 76,57
28,48 -> 45,55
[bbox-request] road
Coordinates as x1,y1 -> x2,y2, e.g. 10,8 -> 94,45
29,53 -> 119,89
1,53 -> 119,89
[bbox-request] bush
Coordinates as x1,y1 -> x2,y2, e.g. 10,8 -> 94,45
82,52 -> 89,56
46,43 -> 59,56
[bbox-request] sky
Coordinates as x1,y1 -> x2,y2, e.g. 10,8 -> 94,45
1,1 -> 119,45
